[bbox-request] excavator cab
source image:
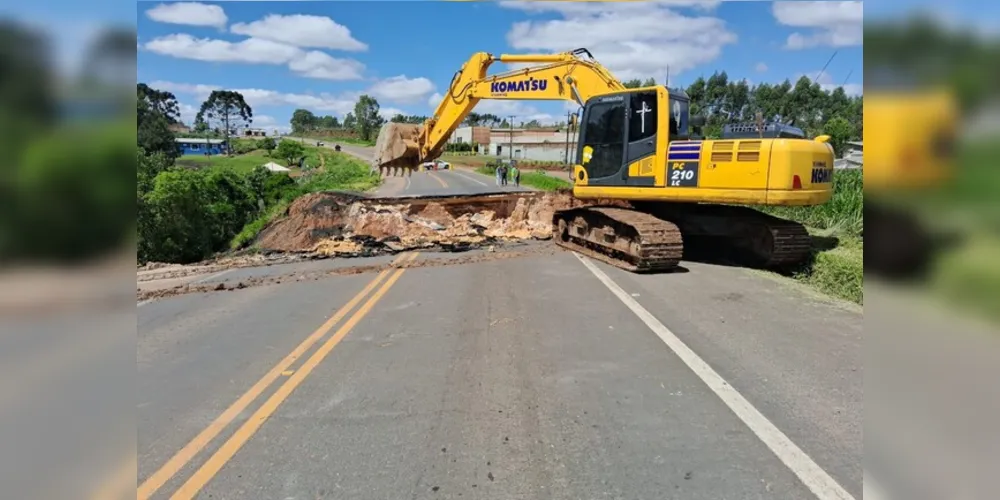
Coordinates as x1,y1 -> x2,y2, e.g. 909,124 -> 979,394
572,86 -> 689,187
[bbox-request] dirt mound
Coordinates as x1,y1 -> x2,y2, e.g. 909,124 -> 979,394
254,191 -> 582,257
255,192 -> 366,252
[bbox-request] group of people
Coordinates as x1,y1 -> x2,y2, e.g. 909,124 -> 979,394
495,162 -> 521,187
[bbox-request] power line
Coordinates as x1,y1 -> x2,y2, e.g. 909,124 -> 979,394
815,50 -> 838,84
841,69 -> 854,87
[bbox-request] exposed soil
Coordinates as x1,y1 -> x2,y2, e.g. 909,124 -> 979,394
136,244 -> 559,302
254,191 -> 587,257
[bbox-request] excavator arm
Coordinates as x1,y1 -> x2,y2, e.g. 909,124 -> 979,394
373,48 -> 625,169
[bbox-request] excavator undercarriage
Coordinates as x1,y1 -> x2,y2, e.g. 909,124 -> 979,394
551,203 -> 812,272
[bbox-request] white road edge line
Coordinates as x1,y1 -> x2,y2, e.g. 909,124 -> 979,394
573,252 -> 857,500
405,175 -> 411,191
453,170 -> 488,186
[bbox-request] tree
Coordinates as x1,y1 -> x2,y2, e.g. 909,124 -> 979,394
823,116 -> 855,158
137,97 -> 179,160
391,113 -> 407,123
196,90 -> 253,155
259,137 -> 276,154
352,95 -> 385,142
622,78 -> 642,89
290,108 -> 316,133
137,83 -> 180,124
81,27 -> 136,89
318,115 -> 338,128
274,140 -> 305,166
0,20 -> 56,156
343,112 -> 356,130
524,119 -> 542,129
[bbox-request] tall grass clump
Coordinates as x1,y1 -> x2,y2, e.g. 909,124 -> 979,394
763,169 -> 863,236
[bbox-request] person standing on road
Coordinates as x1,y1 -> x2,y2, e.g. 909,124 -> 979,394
511,163 -> 520,187
500,163 -> 508,186
495,164 -> 502,186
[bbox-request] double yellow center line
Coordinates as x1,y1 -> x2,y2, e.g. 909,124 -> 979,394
138,252 -> 418,500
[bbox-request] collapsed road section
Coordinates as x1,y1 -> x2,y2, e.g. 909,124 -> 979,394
253,190 -> 590,256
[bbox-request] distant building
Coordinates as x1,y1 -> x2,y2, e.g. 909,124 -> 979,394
243,128 -> 268,137
176,137 -> 227,156
168,122 -> 191,134
448,126 -> 491,147
835,140 -> 862,169
488,128 -> 580,162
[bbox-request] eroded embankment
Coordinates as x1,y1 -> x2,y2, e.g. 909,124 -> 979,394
253,191 -> 588,256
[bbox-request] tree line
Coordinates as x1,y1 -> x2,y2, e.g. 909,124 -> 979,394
670,71 -> 863,155
290,95 -> 386,142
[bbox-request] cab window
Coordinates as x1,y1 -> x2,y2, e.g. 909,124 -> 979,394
628,91 -> 657,142
580,99 -> 626,178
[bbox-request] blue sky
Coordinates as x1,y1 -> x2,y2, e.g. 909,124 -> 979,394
133,1 -> 870,132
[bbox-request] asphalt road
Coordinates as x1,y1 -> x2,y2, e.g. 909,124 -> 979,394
137,240 -> 869,500
136,139 -> 1000,499
302,138 -> 531,198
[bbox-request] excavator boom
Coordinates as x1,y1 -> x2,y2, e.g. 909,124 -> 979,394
372,48 -> 624,169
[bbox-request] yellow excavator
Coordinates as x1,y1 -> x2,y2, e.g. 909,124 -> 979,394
373,48 -> 835,272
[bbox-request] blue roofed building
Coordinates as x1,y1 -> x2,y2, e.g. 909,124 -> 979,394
176,138 -> 228,156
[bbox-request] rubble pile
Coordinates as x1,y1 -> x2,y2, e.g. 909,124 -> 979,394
254,191 -> 582,257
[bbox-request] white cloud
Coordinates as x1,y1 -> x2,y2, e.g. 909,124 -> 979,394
473,100 -> 559,125
368,76 -> 436,104
755,62 -> 768,73
500,0 -> 721,15
145,2 -> 228,29
145,34 -> 300,63
287,51 -> 366,80
427,92 -> 445,108
177,102 -> 199,126
800,71 -> 863,97
773,1 -> 862,49
230,14 -> 367,51
500,1 -> 736,81
154,80 -> 360,117
143,34 -> 365,80
378,107 -> 410,120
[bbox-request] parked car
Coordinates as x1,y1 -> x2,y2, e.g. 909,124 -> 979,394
419,160 -> 451,170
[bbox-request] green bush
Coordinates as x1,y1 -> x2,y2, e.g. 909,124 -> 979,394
0,121 -> 135,263
230,139 -> 260,155
445,142 -> 473,153
139,167 -> 259,264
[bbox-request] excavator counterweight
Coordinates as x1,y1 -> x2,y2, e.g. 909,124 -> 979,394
371,48 -> 835,273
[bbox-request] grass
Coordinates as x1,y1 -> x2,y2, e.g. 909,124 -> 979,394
299,132 -> 375,147
441,154 -> 570,171
175,142 -> 336,176
930,232 -> 1000,322
227,150 -> 382,251
762,169 -> 863,236
474,166 -> 572,191
176,150 -> 276,173
795,231 -> 863,304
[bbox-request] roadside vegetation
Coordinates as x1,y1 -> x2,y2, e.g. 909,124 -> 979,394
137,83 -> 381,265
474,165 -> 572,191
761,169 -> 863,304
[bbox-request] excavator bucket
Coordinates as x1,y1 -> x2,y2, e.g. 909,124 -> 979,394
372,123 -> 423,169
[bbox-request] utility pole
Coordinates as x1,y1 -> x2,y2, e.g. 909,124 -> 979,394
508,115 -> 515,160
564,111 -> 571,164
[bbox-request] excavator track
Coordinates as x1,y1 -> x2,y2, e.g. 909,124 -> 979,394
552,206 -> 683,272
632,203 -> 813,269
